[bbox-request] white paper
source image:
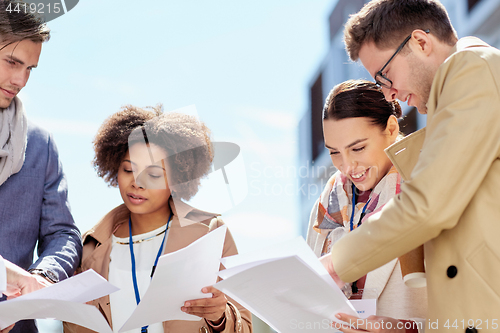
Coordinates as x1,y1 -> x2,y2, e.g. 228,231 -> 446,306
10,269 -> 119,303
221,236 -> 339,291
0,257 -> 5,293
216,237 -> 359,332
0,299 -> 112,332
215,255 -> 358,333
119,225 -> 227,332
350,299 -> 377,319
0,270 -> 118,332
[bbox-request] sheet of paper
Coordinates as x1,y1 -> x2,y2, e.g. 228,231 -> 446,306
0,299 -> 112,332
0,257 -> 5,293
0,269 -> 118,332
119,225 -> 227,332
9,269 -> 119,304
350,299 -> 377,319
215,255 -> 358,333
221,236 -> 339,291
328,300 -> 377,333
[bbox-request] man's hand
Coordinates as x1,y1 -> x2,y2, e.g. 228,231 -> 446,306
319,254 -> 345,288
4,261 -> 51,298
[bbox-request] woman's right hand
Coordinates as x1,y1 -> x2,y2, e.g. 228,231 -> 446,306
181,286 -> 228,324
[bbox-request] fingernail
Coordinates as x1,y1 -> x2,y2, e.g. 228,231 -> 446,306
335,314 -> 341,319
181,307 -> 186,312
185,302 -> 190,306
202,288 -> 207,293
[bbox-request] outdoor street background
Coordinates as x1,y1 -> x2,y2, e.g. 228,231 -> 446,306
20,1 -> 334,331
23,0 -> 333,251
16,0 -> 500,331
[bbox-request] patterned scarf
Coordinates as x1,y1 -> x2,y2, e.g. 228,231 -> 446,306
313,166 -> 401,256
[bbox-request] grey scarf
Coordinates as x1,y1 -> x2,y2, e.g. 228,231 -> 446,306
0,97 -> 27,186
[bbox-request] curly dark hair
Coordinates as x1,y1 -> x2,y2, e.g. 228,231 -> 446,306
93,105 -> 213,200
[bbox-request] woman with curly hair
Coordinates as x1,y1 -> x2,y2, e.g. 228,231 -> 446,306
64,105 -> 252,333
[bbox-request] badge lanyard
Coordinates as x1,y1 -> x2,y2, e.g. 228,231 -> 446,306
350,183 -> 370,295
129,212 -> 172,333
349,183 -> 371,232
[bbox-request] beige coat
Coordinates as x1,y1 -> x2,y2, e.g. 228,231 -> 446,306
64,199 -> 252,333
307,200 -> 427,329
331,37 -> 500,332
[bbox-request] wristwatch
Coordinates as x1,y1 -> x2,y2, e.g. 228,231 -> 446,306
28,269 -> 58,283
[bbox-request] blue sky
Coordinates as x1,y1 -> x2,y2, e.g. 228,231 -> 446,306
20,0 -> 334,255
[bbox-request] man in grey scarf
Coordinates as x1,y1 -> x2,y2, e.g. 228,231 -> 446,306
0,1 -> 82,332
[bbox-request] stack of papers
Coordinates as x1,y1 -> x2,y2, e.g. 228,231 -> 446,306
0,225 -> 228,332
215,237 -> 362,333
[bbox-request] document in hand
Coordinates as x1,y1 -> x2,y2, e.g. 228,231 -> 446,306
215,237 -> 360,333
0,269 -> 118,333
118,225 -> 227,332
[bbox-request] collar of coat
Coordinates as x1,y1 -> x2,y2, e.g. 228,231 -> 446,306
426,36 -> 490,120
386,37 -> 492,181
453,36 -> 490,54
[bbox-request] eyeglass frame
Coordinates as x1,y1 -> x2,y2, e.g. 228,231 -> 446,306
374,29 -> 430,89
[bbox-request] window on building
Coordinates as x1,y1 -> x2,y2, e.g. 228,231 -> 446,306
310,73 -> 324,161
399,107 -> 418,136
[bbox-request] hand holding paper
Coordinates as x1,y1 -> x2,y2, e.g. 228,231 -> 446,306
182,286 -> 228,323
0,257 -> 48,299
215,237 -> 360,333
0,269 -> 118,333
334,313 -> 404,333
118,225 -> 227,332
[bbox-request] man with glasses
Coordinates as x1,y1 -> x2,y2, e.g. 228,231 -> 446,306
323,0 -> 500,331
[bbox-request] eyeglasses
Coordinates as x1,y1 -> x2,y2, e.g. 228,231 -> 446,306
374,29 -> 430,89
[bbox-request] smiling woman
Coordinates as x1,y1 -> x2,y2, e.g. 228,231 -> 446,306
322,80 -> 401,192
63,105 -> 252,333
306,79 -> 427,333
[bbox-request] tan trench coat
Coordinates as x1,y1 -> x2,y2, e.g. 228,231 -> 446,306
64,199 -> 252,333
331,37 -> 500,332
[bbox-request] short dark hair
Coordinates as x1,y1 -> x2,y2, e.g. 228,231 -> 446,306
323,79 -> 402,131
344,0 -> 457,61
93,105 -> 213,200
0,0 -> 50,44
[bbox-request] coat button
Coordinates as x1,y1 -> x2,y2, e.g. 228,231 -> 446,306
447,265 -> 457,278
199,327 -> 209,333
465,327 -> 478,333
